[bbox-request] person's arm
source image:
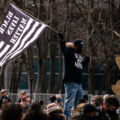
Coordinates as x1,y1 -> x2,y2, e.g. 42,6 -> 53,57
58,33 -> 66,53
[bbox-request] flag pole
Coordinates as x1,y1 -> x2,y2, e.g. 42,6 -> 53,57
10,3 -> 59,34
47,26 -> 59,33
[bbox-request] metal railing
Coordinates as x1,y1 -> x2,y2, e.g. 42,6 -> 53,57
8,93 -> 66,105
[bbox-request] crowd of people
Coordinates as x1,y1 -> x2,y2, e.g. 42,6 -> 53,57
0,89 -> 119,120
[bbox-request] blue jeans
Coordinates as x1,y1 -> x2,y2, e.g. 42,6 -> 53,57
64,82 -> 83,120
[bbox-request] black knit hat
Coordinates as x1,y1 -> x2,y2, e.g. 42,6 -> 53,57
73,39 -> 84,48
83,94 -> 88,100
83,104 -> 99,113
50,95 -> 57,103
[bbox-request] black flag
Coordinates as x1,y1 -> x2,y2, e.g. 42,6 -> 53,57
0,4 -> 47,66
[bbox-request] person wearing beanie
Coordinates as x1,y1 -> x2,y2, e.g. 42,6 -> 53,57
50,95 -> 57,103
58,33 -> 90,120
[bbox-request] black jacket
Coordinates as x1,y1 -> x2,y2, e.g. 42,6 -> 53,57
97,109 -> 118,120
60,40 -> 89,83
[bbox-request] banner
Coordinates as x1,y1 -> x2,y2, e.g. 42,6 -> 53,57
0,4 -> 47,66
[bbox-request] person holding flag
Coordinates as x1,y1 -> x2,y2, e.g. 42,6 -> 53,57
58,33 -> 90,120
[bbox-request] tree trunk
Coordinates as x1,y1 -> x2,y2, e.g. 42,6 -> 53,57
26,48 -> 35,93
88,0 -> 95,94
36,39 -> 43,92
54,51 -> 63,93
88,57 -> 95,94
49,43 -> 56,93
10,60 -> 18,93
36,35 -> 48,93
35,0 -> 48,93
0,65 -> 5,89
106,60 -> 113,93
49,0 -> 58,93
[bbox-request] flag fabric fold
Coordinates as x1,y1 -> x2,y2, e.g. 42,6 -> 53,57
0,4 -> 47,66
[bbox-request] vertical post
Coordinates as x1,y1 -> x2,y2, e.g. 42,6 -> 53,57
30,78 -> 33,100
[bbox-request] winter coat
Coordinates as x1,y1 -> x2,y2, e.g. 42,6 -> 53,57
60,40 -> 89,83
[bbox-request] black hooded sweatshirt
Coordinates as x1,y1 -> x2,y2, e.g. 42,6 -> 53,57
60,40 -> 89,84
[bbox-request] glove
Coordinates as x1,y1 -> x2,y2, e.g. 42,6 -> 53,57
58,32 -> 64,40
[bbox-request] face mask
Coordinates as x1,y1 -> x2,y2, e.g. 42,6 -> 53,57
57,98 -> 62,103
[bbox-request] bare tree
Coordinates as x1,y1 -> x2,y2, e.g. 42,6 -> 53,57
48,0 -> 58,93
1,0 -> 120,94
35,0 -> 48,93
